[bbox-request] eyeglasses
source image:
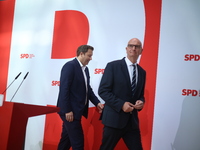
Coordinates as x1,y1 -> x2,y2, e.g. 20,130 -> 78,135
127,44 -> 141,49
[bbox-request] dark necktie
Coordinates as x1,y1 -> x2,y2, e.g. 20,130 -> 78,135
131,64 -> 136,95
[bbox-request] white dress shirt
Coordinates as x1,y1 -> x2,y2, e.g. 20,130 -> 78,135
125,57 -> 138,84
77,58 -> 88,104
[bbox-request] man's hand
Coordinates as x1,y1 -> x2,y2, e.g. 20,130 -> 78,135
134,100 -> 144,110
122,102 -> 134,113
65,111 -> 74,122
97,103 -> 104,113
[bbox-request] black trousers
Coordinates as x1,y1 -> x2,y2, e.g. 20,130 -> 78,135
100,118 -> 143,150
57,115 -> 84,150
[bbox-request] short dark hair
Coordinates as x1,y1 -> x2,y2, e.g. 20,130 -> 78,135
76,45 -> 94,57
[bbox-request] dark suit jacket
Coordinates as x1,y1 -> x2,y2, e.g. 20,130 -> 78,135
98,57 -> 146,129
57,58 -> 100,120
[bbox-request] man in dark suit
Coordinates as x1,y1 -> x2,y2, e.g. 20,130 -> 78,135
98,38 -> 146,150
57,45 -> 104,150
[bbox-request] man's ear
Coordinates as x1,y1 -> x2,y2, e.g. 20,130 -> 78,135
139,48 -> 143,54
80,52 -> 84,56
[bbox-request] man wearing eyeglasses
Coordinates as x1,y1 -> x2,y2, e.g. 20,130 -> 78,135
98,38 -> 146,150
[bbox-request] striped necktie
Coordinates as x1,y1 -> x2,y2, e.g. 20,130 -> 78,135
131,64 -> 136,95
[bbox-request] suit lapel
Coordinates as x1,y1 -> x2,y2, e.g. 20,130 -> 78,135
85,67 -> 89,85
135,64 -> 144,94
120,58 -> 132,87
74,58 -> 86,88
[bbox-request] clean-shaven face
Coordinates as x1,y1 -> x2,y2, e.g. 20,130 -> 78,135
126,38 -> 142,59
80,49 -> 93,66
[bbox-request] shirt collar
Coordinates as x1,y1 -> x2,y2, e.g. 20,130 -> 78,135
76,58 -> 86,70
125,57 -> 137,66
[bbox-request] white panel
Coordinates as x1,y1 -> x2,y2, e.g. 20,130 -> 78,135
152,0 -> 200,150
